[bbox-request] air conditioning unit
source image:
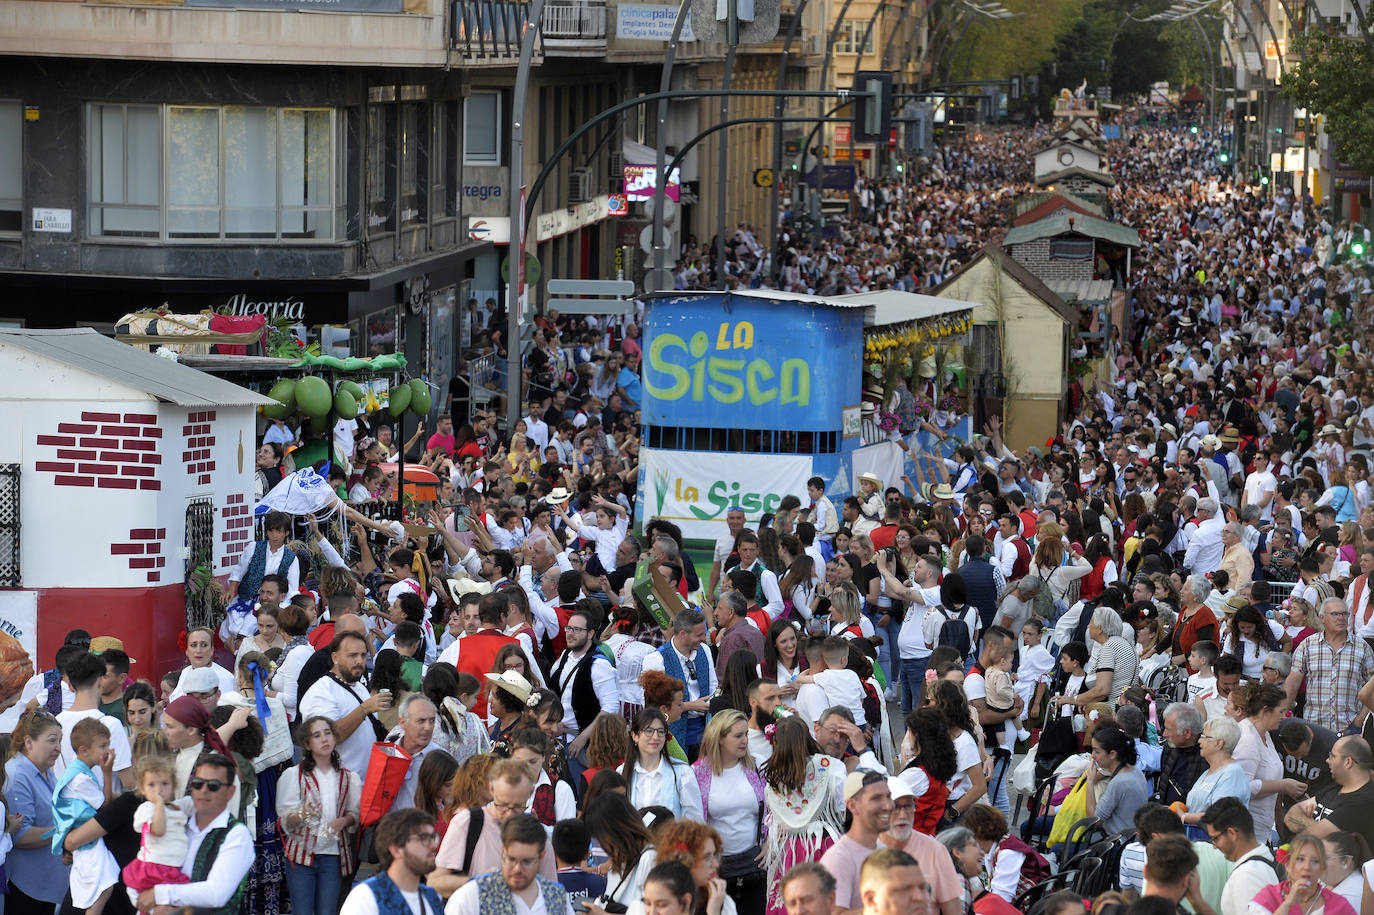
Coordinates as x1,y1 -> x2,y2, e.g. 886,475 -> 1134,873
569,166 -> 594,203
608,151 -> 624,180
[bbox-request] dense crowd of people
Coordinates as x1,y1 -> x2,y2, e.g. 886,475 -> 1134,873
10,113 -> 1374,915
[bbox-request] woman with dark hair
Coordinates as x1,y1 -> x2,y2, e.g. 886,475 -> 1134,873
369,650 -> 407,732
709,650 -> 758,716
413,750 -> 460,838
778,556 -> 816,622
763,620 -> 805,698
582,769 -> 627,812
1083,726 -> 1148,834
424,664 -> 490,758
1080,534 -> 1117,602
927,678 -> 986,815
1233,682 -> 1305,840
621,708 -> 702,820
1221,604 -> 1284,679
276,716 -> 361,915
584,792 -> 658,914
453,423 -> 484,462
759,717 -> 844,915
123,681 -> 157,743
632,860 -> 726,915
896,708 -> 958,834
255,442 -> 285,500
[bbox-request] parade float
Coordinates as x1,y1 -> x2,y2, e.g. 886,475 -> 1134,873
634,289 -> 976,540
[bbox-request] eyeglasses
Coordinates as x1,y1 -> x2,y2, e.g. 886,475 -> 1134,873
564,625 -> 589,634
1262,666 -> 1280,674
640,728 -> 668,737
409,832 -> 441,846
488,801 -> 523,815
188,778 -> 230,792
503,854 -> 540,870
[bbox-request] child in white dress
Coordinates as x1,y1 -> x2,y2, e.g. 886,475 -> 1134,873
122,756 -> 193,902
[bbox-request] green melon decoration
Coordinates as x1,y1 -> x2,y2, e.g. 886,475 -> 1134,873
387,384 -> 412,417
408,379 -> 432,416
334,389 -> 359,420
296,376 -> 332,418
264,379 -> 296,420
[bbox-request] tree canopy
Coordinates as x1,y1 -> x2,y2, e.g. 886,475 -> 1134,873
1281,29 -> 1374,176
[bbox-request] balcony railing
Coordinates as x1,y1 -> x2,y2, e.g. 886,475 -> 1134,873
544,0 -> 607,39
451,0 -> 539,61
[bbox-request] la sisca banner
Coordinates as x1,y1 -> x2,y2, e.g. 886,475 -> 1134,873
637,449 -> 811,540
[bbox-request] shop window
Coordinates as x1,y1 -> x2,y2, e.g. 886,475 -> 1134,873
464,91 -> 501,165
432,101 -> 457,220
88,103 -> 338,241
400,103 -> 424,228
0,103 -> 20,233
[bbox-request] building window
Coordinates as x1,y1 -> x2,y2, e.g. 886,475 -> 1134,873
835,21 -> 875,55
431,101 -> 453,219
464,91 -> 501,165
400,102 -> 423,227
88,104 -> 161,238
1050,237 -> 1093,260
366,104 -> 396,236
88,103 -> 339,241
0,102 -> 20,233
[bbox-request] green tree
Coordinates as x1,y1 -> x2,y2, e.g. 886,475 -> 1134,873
1282,29 -> 1374,176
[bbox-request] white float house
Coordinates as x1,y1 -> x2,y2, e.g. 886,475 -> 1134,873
0,328 -> 272,700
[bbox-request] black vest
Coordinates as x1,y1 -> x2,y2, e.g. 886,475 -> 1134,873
552,648 -> 603,731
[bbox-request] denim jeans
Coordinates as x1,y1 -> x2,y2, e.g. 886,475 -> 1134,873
988,751 -> 1011,816
900,657 -> 928,716
284,855 -> 344,915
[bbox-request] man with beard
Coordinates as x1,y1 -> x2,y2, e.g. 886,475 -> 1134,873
878,780 -> 962,915
747,677 -> 781,766
549,605 -> 620,767
447,814 -> 575,915
340,808 -> 444,915
820,770 -> 894,910
298,630 -> 388,780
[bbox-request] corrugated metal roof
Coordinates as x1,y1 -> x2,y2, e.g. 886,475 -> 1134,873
1048,279 -> 1115,305
1034,166 -> 1116,188
1002,210 -> 1141,248
830,290 -> 976,326
0,328 -> 275,407
647,288 -> 976,327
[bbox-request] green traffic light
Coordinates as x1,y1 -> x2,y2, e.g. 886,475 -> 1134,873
1190,125 -> 1199,134
1218,152 -> 1229,163
1260,176 -> 1270,185
896,164 -> 904,173
1354,242 -> 1367,256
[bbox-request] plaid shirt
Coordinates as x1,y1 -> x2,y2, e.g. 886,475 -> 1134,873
1292,633 -> 1374,733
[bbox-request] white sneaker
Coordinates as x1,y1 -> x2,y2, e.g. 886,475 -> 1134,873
884,684 -> 899,702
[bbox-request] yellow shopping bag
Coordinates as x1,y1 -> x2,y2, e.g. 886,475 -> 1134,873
1046,774 -> 1089,847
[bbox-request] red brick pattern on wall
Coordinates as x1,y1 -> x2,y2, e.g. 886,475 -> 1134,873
110,528 -> 167,584
34,412 -> 162,491
183,410 -> 218,487
222,493 -> 252,571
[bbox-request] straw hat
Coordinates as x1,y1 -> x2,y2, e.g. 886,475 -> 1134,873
448,577 -> 493,600
546,486 -> 573,505
485,670 -> 534,705
858,472 -> 883,488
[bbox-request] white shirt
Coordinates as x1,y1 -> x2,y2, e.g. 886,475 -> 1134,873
527,769 -> 577,823
641,641 -> 718,715
229,542 -> 302,593
1220,845 -> 1278,915
708,763 -> 759,854
55,707 -> 133,782
550,648 -> 620,737
298,674 -> 377,779
445,876 -> 576,915
273,642 -> 317,719
1183,515 -> 1226,574
16,672 -> 74,715
153,808 -> 255,908
1243,469 -> 1278,521
565,514 -> 628,573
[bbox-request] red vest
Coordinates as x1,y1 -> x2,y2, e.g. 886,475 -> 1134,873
455,629 -> 518,718
548,605 -> 576,657
746,606 -> 772,638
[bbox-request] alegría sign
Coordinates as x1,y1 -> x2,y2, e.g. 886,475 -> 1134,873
222,293 -> 306,321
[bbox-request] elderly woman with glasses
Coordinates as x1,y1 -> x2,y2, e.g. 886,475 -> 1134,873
1179,716 -> 1250,838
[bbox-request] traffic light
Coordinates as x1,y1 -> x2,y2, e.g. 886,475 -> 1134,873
896,163 -> 904,173
1190,125 -> 1199,135
1353,240 -> 1367,257
1260,175 -> 1270,185
1218,152 -> 1230,163
853,72 -> 893,144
